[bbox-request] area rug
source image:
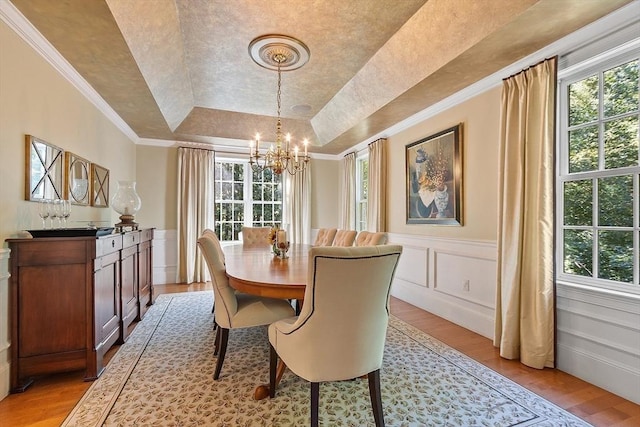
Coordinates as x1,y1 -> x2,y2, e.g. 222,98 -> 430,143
62,292 -> 590,426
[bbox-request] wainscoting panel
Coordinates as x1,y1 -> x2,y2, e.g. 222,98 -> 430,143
556,283 -> 640,404
395,245 -> 428,287
389,233 -> 497,339
152,229 -> 177,285
0,248 -> 11,401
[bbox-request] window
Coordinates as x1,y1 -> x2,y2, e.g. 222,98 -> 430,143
214,160 -> 282,241
356,155 -> 369,231
558,49 -> 639,293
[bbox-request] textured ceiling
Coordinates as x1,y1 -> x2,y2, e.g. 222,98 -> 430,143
8,0 -> 634,154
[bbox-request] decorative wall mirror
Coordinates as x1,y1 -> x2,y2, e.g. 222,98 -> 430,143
91,163 -> 110,207
25,135 -> 65,201
64,152 -> 90,206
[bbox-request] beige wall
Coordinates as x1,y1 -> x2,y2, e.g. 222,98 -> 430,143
387,87 -> 501,241
135,145 -> 178,230
0,21 -> 136,244
310,158 -> 340,229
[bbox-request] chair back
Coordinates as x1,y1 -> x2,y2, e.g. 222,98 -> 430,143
355,231 -> 388,246
274,245 -> 402,382
314,228 -> 337,246
198,234 -> 237,327
241,226 -> 271,247
202,229 -> 225,263
332,229 -> 357,246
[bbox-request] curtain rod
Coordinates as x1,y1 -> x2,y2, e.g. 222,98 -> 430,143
502,56 -> 558,81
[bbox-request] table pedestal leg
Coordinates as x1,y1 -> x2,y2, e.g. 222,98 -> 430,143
254,360 -> 286,400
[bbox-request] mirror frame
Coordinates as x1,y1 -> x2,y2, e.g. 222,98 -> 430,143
91,163 -> 110,207
25,135 -> 65,201
64,152 -> 91,206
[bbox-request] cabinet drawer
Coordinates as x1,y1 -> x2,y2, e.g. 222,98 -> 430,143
97,235 -> 122,257
139,228 -> 153,243
122,231 -> 139,248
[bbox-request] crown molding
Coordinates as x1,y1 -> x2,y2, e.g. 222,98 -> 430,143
0,0 -> 139,143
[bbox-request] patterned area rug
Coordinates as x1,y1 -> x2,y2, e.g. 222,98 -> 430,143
62,292 -> 590,426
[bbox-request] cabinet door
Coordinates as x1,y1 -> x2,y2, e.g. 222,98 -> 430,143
94,251 -> 120,351
120,244 -> 138,341
138,239 -> 152,319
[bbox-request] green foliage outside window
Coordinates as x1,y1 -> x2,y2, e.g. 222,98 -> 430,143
563,59 -> 639,287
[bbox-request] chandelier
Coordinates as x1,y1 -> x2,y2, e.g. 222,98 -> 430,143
248,35 -> 311,175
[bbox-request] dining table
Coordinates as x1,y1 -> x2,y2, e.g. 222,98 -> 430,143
222,242 -> 312,400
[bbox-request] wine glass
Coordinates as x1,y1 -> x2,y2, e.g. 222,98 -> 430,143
62,200 -> 71,228
50,199 -> 61,229
38,199 -> 50,229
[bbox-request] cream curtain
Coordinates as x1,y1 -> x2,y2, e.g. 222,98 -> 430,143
339,152 -> 356,230
494,58 -> 557,369
176,147 -> 215,283
284,162 -> 311,244
367,138 -> 387,232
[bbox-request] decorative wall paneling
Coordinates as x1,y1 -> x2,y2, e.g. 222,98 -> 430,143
152,229 -> 177,285
556,283 -> 640,404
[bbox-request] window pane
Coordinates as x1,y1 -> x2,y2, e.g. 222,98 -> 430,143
253,204 -> 262,222
264,184 -> 273,202
221,203 -> 232,221
598,175 -> 633,227
221,163 -> 233,181
221,223 -> 232,241
563,229 -> 593,277
221,182 -> 232,199
604,116 -> 639,169
233,203 -> 244,222
598,230 -> 633,283
253,184 -> 263,201
233,183 -> 243,200
264,204 -> 273,221
233,164 -> 244,181
569,75 -> 599,126
564,180 -> 592,226
603,60 -> 639,117
569,126 -> 598,173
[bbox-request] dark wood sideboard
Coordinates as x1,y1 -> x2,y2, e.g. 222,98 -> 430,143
6,228 -> 154,392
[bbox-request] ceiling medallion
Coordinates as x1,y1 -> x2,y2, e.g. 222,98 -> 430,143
248,35 -> 311,176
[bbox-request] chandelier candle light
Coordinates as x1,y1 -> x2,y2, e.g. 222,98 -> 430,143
248,35 -> 311,175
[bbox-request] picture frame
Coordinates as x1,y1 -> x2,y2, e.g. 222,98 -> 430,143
406,124 -> 463,225
64,152 -> 91,206
91,163 -> 110,207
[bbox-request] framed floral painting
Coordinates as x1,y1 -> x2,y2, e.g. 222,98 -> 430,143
406,124 -> 463,225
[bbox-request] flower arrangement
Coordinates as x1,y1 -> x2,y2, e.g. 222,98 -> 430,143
267,227 -> 278,245
267,226 -> 289,258
417,143 -> 450,192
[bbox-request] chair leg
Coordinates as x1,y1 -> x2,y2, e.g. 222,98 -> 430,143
213,328 -> 229,380
311,382 -> 319,427
269,345 -> 278,398
368,370 -> 385,427
213,326 -> 221,356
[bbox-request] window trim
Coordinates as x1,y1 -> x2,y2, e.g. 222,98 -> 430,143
556,40 -> 640,295
355,151 -> 369,232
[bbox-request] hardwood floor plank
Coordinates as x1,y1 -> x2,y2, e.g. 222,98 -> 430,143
0,283 -> 637,426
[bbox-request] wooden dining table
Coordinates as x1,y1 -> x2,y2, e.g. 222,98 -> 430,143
222,242 -> 312,400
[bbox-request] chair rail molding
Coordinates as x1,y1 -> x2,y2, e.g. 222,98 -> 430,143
387,232 -> 497,340
0,248 -> 11,400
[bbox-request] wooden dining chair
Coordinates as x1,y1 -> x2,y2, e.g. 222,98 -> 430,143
313,228 -> 337,246
268,245 -> 403,427
240,226 -> 271,248
332,229 -> 357,246
198,234 -> 295,380
355,231 -> 388,246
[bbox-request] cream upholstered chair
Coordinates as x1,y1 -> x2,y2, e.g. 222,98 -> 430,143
313,228 -> 337,246
268,245 -> 403,427
355,231 -> 388,246
198,234 -> 295,380
332,229 -> 357,246
202,228 -> 225,317
240,226 -> 271,248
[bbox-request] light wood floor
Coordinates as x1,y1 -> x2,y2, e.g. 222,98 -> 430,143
1,283 -> 638,426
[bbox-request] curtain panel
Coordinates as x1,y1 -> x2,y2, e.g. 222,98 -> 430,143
339,153 -> 356,230
494,57 -> 557,369
367,138 -> 387,232
176,147 -> 215,283
284,162 -> 311,244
